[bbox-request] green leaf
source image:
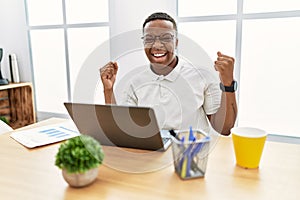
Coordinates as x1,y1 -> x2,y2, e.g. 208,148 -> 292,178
54,135 -> 104,173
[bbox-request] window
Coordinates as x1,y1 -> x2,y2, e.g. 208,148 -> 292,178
178,0 -> 237,16
178,21 -> 236,61
25,0 -> 300,137
239,17 -> 300,137
25,0 -> 109,116
65,0 -> 108,23
30,29 -> 67,113
26,0 -> 63,25
243,0 -> 300,13
178,0 -> 300,137
67,27 -> 109,97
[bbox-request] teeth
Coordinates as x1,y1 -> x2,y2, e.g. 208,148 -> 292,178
154,53 -> 165,57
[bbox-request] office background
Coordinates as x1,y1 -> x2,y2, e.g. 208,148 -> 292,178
0,0 -> 300,139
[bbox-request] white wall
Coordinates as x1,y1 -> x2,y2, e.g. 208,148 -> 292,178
0,0 -> 32,82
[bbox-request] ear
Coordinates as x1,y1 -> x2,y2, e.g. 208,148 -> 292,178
175,38 -> 178,48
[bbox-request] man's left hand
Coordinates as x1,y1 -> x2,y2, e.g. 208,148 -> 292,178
214,51 -> 235,86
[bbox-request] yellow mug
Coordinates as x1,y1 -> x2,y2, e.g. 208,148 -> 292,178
231,127 -> 267,169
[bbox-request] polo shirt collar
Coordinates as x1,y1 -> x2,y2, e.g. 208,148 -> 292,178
149,57 -> 183,82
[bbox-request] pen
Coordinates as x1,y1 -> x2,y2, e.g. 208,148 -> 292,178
189,126 -> 194,141
191,136 -> 210,156
169,128 -> 186,173
178,136 -> 185,158
190,136 -> 210,173
185,126 -> 196,177
180,135 -> 189,178
169,129 -> 179,140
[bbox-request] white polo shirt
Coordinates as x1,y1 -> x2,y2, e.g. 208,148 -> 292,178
118,58 -> 221,132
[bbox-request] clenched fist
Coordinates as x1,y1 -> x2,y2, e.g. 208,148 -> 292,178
99,61 -> 118,91
214,51 -> 235,86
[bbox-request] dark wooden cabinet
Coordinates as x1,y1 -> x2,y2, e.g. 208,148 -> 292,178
0,83 -> 36,129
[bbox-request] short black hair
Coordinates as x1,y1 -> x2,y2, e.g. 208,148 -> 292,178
143,12 -> 177,32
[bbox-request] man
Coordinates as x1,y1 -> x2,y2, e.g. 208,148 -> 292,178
100,12 -> 237,136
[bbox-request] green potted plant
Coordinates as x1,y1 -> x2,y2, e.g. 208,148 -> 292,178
0,116 -> 9,124
55,135 -> 104,187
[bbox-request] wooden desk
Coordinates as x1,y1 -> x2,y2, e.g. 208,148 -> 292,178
0,118 -> 300,200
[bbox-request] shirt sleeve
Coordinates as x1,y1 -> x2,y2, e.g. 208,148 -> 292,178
202,72 -> 221,115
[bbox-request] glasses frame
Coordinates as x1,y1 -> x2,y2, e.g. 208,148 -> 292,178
141,33 -> 176,46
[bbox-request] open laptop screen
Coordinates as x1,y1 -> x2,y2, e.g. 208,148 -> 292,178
64,102 -> 171,151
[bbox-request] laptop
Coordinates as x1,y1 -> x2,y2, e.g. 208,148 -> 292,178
64,102 -> 172,151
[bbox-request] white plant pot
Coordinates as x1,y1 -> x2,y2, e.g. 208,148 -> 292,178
62,167 -> 99,187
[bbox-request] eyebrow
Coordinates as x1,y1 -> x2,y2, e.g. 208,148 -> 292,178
143,31 -> 175,36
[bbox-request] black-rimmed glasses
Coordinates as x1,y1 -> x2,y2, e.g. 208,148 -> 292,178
141,33 -> 175,45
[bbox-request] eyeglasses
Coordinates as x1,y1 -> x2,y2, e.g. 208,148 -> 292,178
141,33 -> 175,45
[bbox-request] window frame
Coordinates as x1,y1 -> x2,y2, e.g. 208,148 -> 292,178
24,0 -> 109,119
177,0 -> 300,137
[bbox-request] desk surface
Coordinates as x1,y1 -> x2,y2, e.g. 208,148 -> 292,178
1,118 -> 300,200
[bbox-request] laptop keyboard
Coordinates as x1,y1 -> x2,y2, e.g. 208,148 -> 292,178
162,137 -> 171,144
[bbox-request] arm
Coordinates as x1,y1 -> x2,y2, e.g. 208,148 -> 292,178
99,62 -> 118,104
208,91 -> 237,136
208,52 -> 238,136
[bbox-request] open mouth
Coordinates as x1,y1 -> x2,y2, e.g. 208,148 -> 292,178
152,53 -> 167,58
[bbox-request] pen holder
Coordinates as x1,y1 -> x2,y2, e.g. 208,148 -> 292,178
171,130 -> 210,180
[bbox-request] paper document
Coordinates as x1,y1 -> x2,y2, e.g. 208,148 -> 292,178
10,120 -> 80,148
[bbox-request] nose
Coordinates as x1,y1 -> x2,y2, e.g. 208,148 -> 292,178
152,36 -> 163,47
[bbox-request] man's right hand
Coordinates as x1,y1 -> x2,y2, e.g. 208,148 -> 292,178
99,61 -> 118,91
